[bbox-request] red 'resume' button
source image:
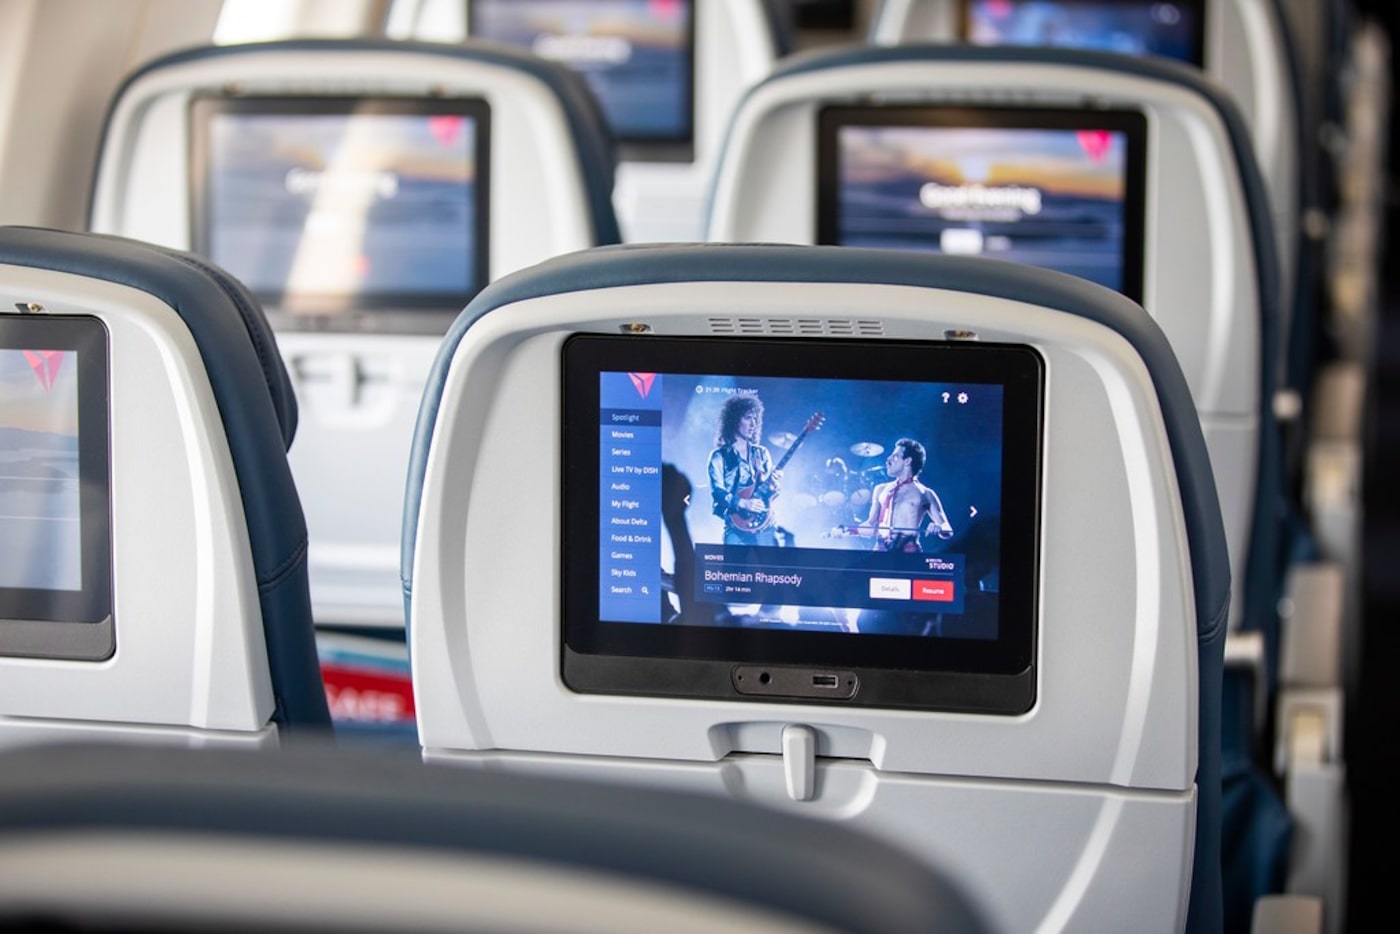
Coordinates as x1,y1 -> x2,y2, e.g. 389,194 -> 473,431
913,580 -> 955,602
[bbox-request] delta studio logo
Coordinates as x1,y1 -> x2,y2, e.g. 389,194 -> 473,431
628,372 -> 656,399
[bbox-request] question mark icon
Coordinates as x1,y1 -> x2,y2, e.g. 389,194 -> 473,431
942,392 -> 950,404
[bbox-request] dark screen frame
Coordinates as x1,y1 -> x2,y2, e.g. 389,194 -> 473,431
561,333 -> 1044,715
815,103 -> 1149,305
0,314 -> 114,661
957,0 -> 1208,67
188,94 -> 492,333
466,0 -> 697,163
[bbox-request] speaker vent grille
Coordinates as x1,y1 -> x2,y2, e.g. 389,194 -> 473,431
707,317 -> 884,337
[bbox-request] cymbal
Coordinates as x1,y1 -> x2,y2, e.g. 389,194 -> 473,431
849,442 -> 883,457
769,431 -> 797,447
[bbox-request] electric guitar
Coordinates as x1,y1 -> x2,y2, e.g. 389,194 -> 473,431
729,411 -> 825,533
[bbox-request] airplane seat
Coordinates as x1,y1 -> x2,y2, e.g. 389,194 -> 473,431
88,38 -> 622,736
460,0 -> 784,243
0,225 -> 331,748
0,740 -> 991,933
405,243 -> 1233,931
701,43 -> 1342,931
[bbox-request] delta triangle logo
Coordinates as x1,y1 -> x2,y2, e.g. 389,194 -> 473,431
1076,130 -> 1112,163
428,115 -> 463,148
23,350 -> 63,391
627,372 -> 656,398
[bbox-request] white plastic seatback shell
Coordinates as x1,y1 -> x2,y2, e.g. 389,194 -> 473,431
90,49 -> 595,266
89,47 -> 604,625
1209,0 -> 1298,321
0,265 -> 276,745
866,0 -> 1299,319
413,282 -> 1198,782
410,279 -> 1201,931
868,0 -> 957,45
276,330 -> 437,624
705,59 -> 1260,627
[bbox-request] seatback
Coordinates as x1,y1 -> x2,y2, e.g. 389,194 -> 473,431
89,39 -> 619,628
404,245 -> 1231,932
705,45 -> 1282,649
462,0 -> 786,242
0,225 -> 330,746
0,740 -> 991,933
867,0 -> 1299,335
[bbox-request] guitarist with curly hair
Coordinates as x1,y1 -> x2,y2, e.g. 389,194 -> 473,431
708,394 -> 825,549
707,393 -> 782,547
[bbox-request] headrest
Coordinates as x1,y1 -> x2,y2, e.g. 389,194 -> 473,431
723,42 -> 1281,336
403,242 -> 1230,639
95,38 -> 621,246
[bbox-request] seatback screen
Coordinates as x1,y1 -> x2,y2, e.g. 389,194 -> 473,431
817,105 -> 1147,302
469,0 -> 694,156
0,314 -> 113,660
961,0 -> 1206,64
562,334 -> 1043,715
190,96 -> 490,326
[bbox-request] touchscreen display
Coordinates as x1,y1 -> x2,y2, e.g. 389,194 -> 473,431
190,96 -> 490,321
0,314 -> 113,660
469,0 -> 694,152
0,347 -> 83,592
961,0 -> 1205,64
563,335 -> 1043,714
817,106 -> 1147,302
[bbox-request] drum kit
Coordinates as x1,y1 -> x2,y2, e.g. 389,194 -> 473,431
790,440 -> 890,521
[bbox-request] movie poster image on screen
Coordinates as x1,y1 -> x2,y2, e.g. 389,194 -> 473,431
638,371 -> 1004,643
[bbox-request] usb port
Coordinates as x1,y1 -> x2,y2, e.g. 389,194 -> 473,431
812,673 -> 839,689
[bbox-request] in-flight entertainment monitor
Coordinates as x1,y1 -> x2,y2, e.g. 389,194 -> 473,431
468,0 -> 695,160
817,105 -> 1148,303
562,334 -> 1044,714
960,0 -> 1206,65
0,314 -> 113,661
189,96 -> 491,331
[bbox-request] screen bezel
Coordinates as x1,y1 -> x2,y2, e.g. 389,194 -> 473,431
561,334 -> 1044,715
466,0 -> 697,162
0,314 -> 114,661
957,0 -> 1207,67
188,95 -> 492,333
815,104 -> 1149,305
